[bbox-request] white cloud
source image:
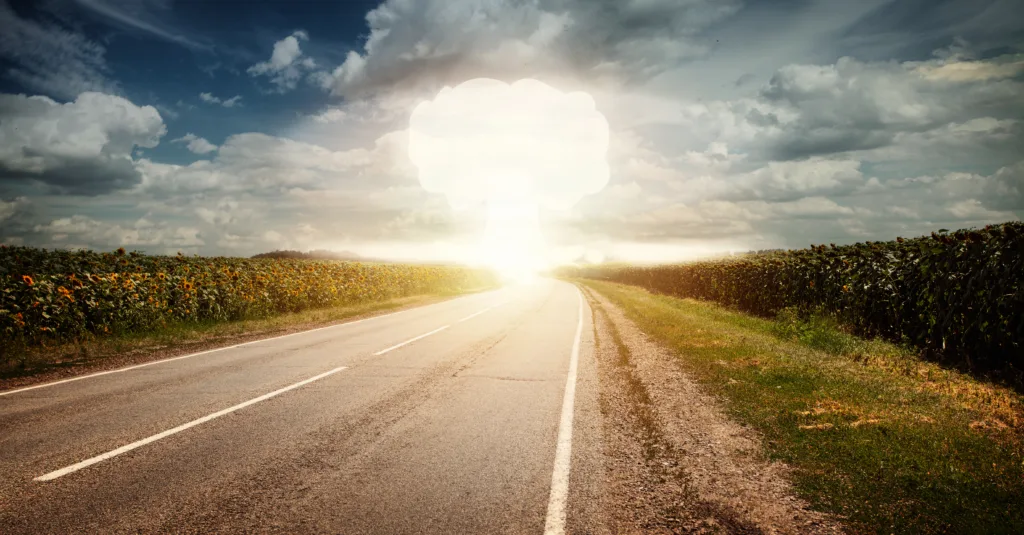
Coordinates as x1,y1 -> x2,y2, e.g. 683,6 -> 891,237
135,130 -> 415,195
772,196 -> 857,217
916,56 -> 1024,83
248,30 -> 317,93
0,196 -> 27,221
198,92 -> 242,107
753,55 -> 1024,160
172,133 -> 218,154
319,0 -> 740,98
0,92 -> 165,194
33,214 -> 204,250
947,199 -> 1014,220
735,159 -> 866,201
310,107 -> 347,124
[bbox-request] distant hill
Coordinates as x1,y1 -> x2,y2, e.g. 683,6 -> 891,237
252,249 -> 369,261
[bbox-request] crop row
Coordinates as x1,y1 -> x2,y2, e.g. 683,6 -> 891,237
1,246 -> 496,355
564,222 -> 1023,368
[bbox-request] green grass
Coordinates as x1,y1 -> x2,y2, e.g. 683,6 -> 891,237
581,279 -> 1024,535
0,290 -> 476,382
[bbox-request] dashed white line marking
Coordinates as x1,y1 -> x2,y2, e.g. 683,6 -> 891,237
373,325 -> 450,356
455,302 -> 505,323
34,365 -> 349,482
543,286 -> 584,535
371,302 -> 501,356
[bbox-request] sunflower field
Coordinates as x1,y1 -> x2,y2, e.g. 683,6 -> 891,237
564,221 -> 1023,368
1,246 -> 496,357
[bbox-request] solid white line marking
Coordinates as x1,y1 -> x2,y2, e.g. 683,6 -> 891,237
34,365 -> 348,482
0,296 -> 476,398
543,286 -> 584,535
373,325 -> 450,356
455,302 -> 504,323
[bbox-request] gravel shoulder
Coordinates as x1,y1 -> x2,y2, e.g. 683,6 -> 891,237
583,285 -> 842,535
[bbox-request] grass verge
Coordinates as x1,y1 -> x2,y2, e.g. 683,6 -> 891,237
581,279 -> 1024,535
0,289 -> 480,386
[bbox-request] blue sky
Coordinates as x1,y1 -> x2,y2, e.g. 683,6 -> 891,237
0,0 -> 1022,262
1,0 -> 380,163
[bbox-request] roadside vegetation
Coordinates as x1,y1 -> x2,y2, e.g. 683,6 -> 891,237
0,294 -> 455,386
582,279 -> 1024,534
0,245 -> 496,372
565,221 -> 1023,373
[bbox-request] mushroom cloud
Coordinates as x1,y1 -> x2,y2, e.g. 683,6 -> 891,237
408,78 -> 610,277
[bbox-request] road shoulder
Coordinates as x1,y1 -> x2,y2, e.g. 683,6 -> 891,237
582,285 -> 841,534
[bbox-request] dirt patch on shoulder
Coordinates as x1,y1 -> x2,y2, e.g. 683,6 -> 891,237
585,287 -> 842,535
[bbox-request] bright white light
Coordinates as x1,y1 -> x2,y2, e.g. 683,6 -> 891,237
408,78 -> 609,276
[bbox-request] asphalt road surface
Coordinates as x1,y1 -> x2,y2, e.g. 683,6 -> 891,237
0,279 -> 606,534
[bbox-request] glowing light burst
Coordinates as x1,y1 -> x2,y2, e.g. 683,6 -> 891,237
408,78 -> 609,279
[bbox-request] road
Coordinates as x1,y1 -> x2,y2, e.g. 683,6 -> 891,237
0,279 -> 605,534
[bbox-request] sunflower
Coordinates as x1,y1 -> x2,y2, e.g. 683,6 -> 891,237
21,275 -> 34,286
157,273 -> 167,281
57,286 -> 75,302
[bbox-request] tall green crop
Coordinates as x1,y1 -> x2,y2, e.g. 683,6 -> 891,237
0,247 -> 496,355
564,222 -> 1023,368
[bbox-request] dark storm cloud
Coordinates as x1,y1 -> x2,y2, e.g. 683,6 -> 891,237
839,0 -> 1024,59
0,156 -> 142,195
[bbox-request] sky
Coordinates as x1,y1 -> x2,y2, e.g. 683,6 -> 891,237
0,0 -> 1022,264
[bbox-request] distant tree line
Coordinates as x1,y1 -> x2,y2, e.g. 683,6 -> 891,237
251,249 -> 363,260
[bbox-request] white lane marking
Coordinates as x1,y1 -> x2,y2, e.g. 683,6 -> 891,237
543,286 -> 584,535
1,294 -> 495,398
373,325 -> 450,356
370,302 -> 501,356
455,302 -> 505,323
34,365 -> 348,482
